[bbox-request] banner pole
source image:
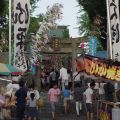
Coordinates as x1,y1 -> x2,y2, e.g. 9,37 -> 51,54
9,0 -> 12,65
106,0 -> 113,59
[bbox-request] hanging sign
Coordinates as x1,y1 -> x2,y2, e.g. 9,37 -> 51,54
76,55 -> 120,81
14,0 -> 30,71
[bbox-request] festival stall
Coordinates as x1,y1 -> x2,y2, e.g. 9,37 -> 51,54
0,63 -> 21,76
76,54 -> 120,120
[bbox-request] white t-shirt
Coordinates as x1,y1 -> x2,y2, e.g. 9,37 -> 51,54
27,90 -> 40,100
59,67 -> 68,82
73,72 -> 80,82
84,87 -> 93,104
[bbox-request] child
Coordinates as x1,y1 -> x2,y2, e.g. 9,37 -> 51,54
27,93 -> 39,120
48,83 -> 60,120
63,86 -> 70,114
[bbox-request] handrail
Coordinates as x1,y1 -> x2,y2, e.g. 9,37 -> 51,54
98,100 -> 120,108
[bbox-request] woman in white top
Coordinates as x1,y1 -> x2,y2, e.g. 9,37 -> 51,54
27,85 -> 40,100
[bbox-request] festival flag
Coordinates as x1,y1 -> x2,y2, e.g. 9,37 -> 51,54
108,0 -> 120,61
88,36 -> 97,56
14,0 -> 30,71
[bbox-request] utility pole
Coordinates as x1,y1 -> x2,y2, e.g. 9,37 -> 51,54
9,0 -> 12,65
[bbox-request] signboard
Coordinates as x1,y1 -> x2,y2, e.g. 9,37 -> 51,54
108,0 -> 120,61
76,55 -> 120,81
14,0 -> 30,71
52,38 -> 61,51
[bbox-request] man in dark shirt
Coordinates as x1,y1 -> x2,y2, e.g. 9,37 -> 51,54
15,79 -> 27,120
74,83 -> 84,116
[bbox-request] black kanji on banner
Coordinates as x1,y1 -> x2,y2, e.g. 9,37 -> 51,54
14,2 -> 29,24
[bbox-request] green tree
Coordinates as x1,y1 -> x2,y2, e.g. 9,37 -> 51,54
30,0 -> 39,13
76,0 -> 107,49
28,17 -> 39,33
77,12 -> 90,35
77,0 -> 107,21
0,0 -> 7,17
77,0 -> 120,50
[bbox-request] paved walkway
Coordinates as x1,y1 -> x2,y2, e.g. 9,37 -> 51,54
39,92 -> 87,120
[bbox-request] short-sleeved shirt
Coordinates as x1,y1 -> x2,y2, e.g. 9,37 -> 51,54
63,89 -> 70,98
27,90 -> 40,100
28,98 -> 37,107
84,87 -> 93,104
59,67 -> 68,81
15,87 -> 27,108
73,72 -> 80,81
48,88 -> 60,102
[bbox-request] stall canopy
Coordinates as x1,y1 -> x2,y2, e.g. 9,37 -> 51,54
76,55 -> 120,82
0,63 -> 21,76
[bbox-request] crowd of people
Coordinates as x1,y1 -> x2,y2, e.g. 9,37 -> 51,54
0,78 -> 41,120
40,64 -> 81,91
0,64 -> 116,120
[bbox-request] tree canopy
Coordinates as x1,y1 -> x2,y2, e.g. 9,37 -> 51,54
77,0 -> 107,49
77,0 -> 120,50
77,0 -> 107,21
0,0 -> 7,17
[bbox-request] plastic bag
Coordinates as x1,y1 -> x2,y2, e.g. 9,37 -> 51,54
36,98 -> 44,108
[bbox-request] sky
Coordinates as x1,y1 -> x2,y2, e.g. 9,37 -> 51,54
33,0 -> 80,38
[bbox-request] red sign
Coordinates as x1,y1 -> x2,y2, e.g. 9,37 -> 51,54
76,55 -> 120,81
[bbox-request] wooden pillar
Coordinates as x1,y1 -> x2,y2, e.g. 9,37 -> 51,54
72,38 -> 77,72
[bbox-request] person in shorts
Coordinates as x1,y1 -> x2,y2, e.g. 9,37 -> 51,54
84,82 -> 95,120
48,83 -> 60,120
62,86 -> 70,114
15,79 -> 27,120
27,93 -> 39,120
74,83 -> 84,116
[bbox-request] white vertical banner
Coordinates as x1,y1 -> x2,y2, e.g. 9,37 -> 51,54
14,0 -> 30,71
108,0 -> 120,61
